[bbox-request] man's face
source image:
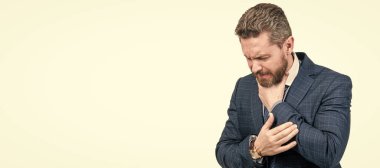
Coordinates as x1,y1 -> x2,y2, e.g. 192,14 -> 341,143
240,32 -> 290,87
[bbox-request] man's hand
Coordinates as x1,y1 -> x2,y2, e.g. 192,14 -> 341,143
258,72 -> 289,111
254,113 -> 299,156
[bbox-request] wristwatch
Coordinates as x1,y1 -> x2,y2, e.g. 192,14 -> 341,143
249,135 -> 264,163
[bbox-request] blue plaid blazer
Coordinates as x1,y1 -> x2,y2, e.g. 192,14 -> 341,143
216,52 -> 352,168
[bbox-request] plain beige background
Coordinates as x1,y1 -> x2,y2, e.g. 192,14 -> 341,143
0,0 -> 378,167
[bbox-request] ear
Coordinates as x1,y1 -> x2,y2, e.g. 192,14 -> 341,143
284,36 -> 294,54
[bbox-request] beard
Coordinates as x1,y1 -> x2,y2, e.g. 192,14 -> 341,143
254,57 -> 288,88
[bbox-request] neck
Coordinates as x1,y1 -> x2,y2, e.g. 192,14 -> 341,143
286,52 -> 294,72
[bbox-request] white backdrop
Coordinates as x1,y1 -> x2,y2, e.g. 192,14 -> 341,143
0,0 -> 378,167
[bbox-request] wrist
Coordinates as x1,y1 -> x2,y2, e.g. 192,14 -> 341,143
249,135 -> 263,160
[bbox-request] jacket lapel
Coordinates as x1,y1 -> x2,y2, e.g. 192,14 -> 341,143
286,53 -> 316,108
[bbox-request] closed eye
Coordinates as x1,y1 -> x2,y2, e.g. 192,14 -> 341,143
257,57 -> 268,61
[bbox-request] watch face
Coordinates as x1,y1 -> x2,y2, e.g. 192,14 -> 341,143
253,152 -> 262,159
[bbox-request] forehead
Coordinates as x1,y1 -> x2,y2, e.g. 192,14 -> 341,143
240,32 -> 278,57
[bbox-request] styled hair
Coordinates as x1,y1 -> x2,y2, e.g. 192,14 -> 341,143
235,3 -> 292,47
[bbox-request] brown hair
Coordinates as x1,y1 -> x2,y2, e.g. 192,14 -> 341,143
235,3 -> 292,47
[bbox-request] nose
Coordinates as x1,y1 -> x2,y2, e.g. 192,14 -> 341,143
251,61 -> 262,74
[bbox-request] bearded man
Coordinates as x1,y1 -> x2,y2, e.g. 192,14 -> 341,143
216,3 -> 352,168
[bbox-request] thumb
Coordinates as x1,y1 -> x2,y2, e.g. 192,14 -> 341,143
263,113 -> 274,130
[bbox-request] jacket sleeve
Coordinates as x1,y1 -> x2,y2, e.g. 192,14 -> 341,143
271,75 -> 352,168
215,78 -> 264,168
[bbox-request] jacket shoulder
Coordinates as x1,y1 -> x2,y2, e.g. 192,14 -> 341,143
313,65 -> 351,84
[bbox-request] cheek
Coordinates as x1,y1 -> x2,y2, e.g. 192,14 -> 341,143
260,63 -> 271,73
265,64 -> 275,72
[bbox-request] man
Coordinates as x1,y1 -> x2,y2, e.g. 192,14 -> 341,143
215,3 -> 352,168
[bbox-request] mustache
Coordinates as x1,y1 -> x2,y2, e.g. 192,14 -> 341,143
254,70 -> 272,76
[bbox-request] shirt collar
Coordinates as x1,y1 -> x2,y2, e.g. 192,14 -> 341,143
285,52 -> 300,86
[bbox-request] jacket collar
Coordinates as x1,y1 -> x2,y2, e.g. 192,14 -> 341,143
285,52 -> 320,108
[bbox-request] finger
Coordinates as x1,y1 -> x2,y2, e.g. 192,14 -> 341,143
274,141 -> 297,154
262,112 -> 275,130
276,126 -> 299,145
270,122 -> 293,135
273,124 -> 298,142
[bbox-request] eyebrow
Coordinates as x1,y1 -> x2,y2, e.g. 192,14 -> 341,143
244,54 -> 270,59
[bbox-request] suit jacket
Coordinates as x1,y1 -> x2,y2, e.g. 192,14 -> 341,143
216,52 -> 352,168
